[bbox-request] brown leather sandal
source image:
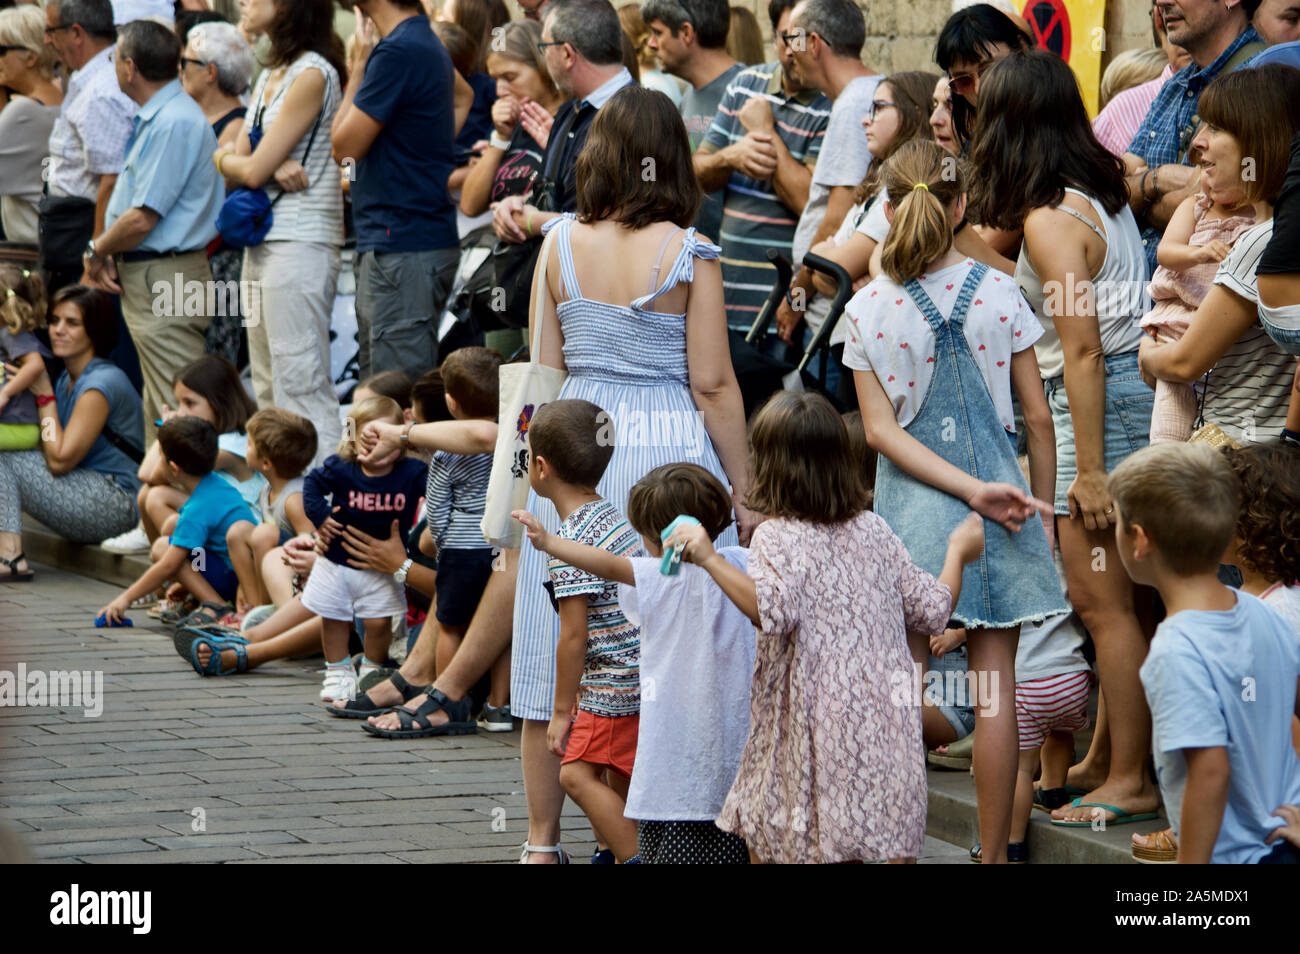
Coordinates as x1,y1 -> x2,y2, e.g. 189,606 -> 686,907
1132,827 -> 1177,863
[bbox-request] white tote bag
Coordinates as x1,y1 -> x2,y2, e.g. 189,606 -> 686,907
480,227 -> 567,549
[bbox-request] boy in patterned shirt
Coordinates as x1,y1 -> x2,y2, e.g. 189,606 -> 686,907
525,399 -> 644,863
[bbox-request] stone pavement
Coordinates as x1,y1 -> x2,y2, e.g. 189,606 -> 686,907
1,563 -> 970,864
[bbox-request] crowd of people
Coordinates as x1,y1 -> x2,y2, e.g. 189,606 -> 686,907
1,0 -> 1299,864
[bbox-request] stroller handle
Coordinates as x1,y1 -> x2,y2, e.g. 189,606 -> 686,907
744,249 -> 794,345
796,252 -> 854,374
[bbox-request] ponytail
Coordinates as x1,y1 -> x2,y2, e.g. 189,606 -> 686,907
878,139 -> 966,284
0,265 -> 47,336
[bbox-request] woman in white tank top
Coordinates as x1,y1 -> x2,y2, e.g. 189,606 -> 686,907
212,0 -> 346,467
969,51 -> 1160,832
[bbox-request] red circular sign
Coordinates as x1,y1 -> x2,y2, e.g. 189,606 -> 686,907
1024,0 -> 1072,61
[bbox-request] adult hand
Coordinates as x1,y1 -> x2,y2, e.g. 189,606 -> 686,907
966,482 -> 1049,534
358,419 -> 403,464
491,195 -> 530,244
519,100 -> 553,150
737,95 -> 774,134
728,133 -> 778,180
83,254 -> 120,294
352,12 -> 378,64
1266,805 -> 1300,848
1067,468 -> 1114,532
342,519 -> 407,574
491,93 -> 521,139
273,158 -> 309,192
1137,335 -> 1160,390
775,295 -> 802,345
732,497 -> 762,547
282,533 -> 318,575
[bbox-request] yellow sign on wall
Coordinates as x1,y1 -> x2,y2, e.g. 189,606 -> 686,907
1020,0 -> 1107,115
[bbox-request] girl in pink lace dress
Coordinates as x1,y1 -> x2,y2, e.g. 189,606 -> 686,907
666,392 -> 986,863
1140,175 -> 1256,443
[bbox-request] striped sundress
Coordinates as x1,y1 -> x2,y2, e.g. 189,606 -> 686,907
510,214 -> 740,721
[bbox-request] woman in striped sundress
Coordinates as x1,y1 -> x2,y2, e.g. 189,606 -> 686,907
514,85 -> 754,863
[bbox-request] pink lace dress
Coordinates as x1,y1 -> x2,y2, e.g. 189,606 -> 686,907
1139,193 -> 1256,443
715,511 -> 953,863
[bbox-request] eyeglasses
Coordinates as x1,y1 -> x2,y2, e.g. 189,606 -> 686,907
867,99 -> 896,122
947,59 -> 991,97
44,23 -> 74,36
776,30 -> 811,50
537,40 -> 567,51
180,57 -> 208,70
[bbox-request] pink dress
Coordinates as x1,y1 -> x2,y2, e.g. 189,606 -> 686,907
715,511 -> 953,863
1140,193 -> 1256,443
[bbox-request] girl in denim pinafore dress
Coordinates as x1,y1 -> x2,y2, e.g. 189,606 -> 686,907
842,140 -> 1067,862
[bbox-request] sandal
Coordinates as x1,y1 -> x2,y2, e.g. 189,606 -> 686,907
519,842 -> 570,864
969,840 -> 1028,863
0,552 -> 34,582
1132,827 -> 1178,864
158,594 -> 201,624
359,688 -> 476,738
172,623 -> 239,662
1050,798 -> 1161,828
177,601 -> 235,629
187,632 -> 249,677
1033,786 -> 1075,812
325,671 -> 429,719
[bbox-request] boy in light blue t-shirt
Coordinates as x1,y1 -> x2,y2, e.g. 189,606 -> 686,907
98,418 -> 255,624
1110,443 -> 1300,864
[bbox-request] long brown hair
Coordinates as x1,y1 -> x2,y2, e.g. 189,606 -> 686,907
265,0 -> 346,82
576,85 -> 701,230
744,391 -> 870,524
854,71 -> 941,205
879,139 -> 966,284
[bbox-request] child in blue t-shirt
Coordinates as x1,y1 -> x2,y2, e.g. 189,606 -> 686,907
1111,443 -> 1300,864
303,396 -> 427,703
98,418 -> 256,624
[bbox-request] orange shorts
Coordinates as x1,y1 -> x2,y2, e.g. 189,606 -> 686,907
561,710 -> 639,779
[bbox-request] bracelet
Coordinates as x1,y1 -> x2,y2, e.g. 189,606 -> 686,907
215,149 -> 230,177
400,422 -> 414,444
35,393 -> 56,407
1141,168 -> 1159,203
489,131 -> 511,151
524,209 -> 537,236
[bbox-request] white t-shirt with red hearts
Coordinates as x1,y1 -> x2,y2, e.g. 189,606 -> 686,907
842,259 -> 1041,431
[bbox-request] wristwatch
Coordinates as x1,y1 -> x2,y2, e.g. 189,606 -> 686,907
393,557 -> 414,585
84,238 -> 99,260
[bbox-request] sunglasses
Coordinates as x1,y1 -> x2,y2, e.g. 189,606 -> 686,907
947,59 -> 992,97
0,44 -> 31,56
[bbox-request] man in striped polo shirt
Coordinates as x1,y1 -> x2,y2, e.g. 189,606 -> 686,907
694,0 -> 829,333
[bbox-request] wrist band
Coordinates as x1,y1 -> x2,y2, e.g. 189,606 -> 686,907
524,209 -> 537,236
216,149 -> 231,177
489,131 -> 511,151
35,393 -> 56,407
1141,168 -> 1159,203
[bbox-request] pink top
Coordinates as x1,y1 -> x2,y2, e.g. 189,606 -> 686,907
1092,64 -> 1174,158
1140,193 -> 1257,336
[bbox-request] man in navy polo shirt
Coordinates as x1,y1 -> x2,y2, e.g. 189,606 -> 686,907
332,0 -> 473,381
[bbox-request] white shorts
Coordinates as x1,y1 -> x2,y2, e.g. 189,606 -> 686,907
300,557 -> 406,621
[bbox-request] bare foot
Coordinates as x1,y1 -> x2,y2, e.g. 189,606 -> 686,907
365,691 -> 449,731
1050,780 -> 1160,824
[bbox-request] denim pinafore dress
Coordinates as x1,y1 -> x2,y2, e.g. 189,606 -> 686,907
872,262 -> 1067,630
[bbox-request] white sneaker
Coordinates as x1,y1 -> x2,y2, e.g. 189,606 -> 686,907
101,525 -> 150,554
356,658 -> 383,683
319,665 -> 358,702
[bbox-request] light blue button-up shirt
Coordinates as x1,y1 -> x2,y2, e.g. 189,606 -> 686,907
105,79 -> 222,253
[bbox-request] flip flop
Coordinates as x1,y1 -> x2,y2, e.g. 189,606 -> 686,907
324,671 -> 429,719
360,688 -> 476,739
1050,798 -> 1161,827
187,633 -> 249,677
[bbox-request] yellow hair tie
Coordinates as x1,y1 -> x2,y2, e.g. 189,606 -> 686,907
4,288 -> 13,298
21,269 -> 30,278
913,182 -> 930,192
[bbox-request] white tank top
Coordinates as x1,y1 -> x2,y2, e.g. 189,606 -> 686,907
1014,187 -> 1149,380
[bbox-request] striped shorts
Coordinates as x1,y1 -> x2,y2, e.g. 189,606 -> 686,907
1014,669 -> 1091,751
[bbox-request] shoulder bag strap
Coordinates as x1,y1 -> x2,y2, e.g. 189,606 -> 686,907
100,423 -> 144,465
529,227 -> 561,364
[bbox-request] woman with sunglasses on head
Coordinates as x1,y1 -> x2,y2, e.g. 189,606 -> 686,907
970,50 -> 1161,832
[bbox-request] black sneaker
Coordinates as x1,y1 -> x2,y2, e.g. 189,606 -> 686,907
477,702 -> 514,732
